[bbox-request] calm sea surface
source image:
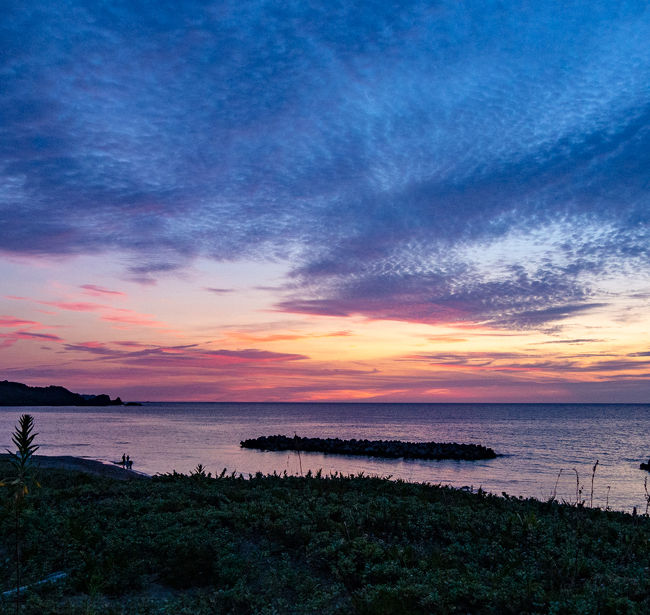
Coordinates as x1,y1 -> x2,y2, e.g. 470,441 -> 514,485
1,403 -> 650,512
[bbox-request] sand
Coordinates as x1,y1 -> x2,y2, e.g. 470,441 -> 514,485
0,454 -> 150,480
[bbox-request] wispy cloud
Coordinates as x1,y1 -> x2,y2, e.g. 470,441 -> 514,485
205,287 -> 234,294
536,339 -> 605,345
224,330 -> 352,343
100,311 -> 164,327
62,341 -> 123,356
0,330 -> 63,349
40,301 -> 106,312
7,295 -> 166,329
80,284 -> 126,297
60,341 -> 308,367
0,316 -> 41,328
202,349 -> 308,362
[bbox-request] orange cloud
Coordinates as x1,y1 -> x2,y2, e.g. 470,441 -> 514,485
225,330 -> 351,343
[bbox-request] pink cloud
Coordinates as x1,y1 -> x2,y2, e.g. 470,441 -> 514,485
0,316 -> 41,328
7,295 -> 107,313
76,341 -> 106,348
101,311 -> 163,327
6,294 -> 166,329
41,300 -> 107,312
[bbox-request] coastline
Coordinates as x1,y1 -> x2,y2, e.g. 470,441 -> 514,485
0,453 -> 150,480
3,402 -> 650,511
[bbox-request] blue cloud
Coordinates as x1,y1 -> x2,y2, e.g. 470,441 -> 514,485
1,1 -> 649,326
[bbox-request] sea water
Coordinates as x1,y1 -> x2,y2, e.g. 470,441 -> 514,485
1,403 -> 649,512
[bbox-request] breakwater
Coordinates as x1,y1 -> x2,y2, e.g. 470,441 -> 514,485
240,435 -> 498,461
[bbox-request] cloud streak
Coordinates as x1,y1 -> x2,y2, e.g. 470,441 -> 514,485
60,340 -> 309,367
80,284 -> 126,297
0,330 -> 63,349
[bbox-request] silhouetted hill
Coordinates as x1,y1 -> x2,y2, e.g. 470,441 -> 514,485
0,380 -> 123,406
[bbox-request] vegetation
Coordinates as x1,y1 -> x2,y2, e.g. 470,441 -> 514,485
1,414 -> 40,612
2,461 -> 650,614
0,380 -> 124,406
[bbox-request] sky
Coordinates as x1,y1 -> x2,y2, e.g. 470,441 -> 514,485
1,1 -> 649,402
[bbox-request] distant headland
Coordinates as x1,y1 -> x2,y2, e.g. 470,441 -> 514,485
0,380 -> 138,406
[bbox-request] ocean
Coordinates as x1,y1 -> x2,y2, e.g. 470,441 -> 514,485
1,402 -> 649,512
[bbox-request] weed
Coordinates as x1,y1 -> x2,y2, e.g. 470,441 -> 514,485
1,414 -> 40,614
590,460 -> 599,508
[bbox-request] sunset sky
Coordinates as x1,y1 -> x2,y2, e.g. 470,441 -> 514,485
1,1 -> 649,402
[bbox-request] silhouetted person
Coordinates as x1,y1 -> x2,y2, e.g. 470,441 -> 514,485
126,454 -> 132,470
121,453 -> 126,467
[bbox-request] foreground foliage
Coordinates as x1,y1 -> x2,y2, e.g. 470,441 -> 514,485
1,463 -> 650,614
1,414 -> 40,611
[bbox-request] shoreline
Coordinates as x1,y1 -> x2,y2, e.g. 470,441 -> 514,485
0,453 -> 150,480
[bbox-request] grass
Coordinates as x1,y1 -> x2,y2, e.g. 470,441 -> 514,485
2,462 -> 650,614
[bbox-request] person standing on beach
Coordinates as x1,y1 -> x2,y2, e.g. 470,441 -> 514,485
121,453 -> 126,467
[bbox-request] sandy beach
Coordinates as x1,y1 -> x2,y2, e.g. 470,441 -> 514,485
0,453 -> 150,480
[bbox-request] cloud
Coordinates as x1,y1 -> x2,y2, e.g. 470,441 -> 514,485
59,341 -> 308,366
14,330 -> 62,340
9,295 -> 166,328
0,330 -> 63,348
203,349 -> 308,362
0,316 -> 41,328
80,284 -> 126,297
205,287 -> 234,294
63,342 -> 123,356
1,2 -> 649,327
277,266 -> 608,328
224,330 -> 352,343
403,350 -> 650,376
536,338 -> 605,345
100,312 -> 163,327
40,301 -> 106,312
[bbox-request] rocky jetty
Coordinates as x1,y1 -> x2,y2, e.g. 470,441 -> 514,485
0,380 -> 124,406
241,435 -> 498,461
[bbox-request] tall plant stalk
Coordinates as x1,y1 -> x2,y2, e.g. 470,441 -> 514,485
1,414 -> 40,613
